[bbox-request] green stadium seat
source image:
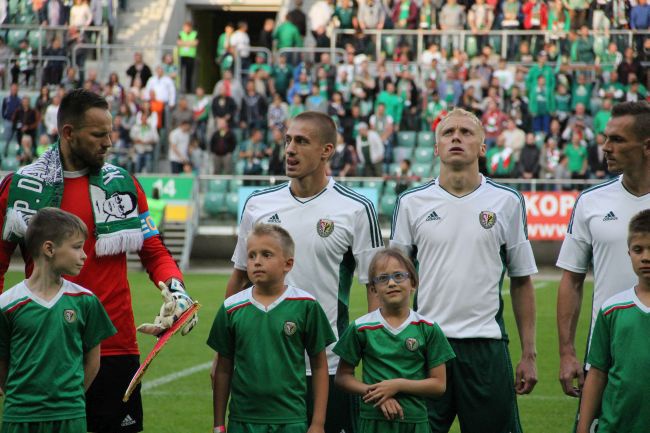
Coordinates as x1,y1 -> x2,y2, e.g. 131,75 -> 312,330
203,192 -> 225,217
28,30 -> 43,50
5,143 -> 19,157
412,163 -> 431,178
225,192 -> 240,217
414,147 -> 434,164
417,131 -> 435,148
384,180 -> 397,193
363,180 -> 383,195
235,160 -> 245,175
7,29 -> 27,49
229,178 -> 244,192
397,131 -> 416,148
380,192 -> 397,218
343,180 -> 362,188
232,128 -> 244,143
1,158 -> 19,171
207,179 -> 228,193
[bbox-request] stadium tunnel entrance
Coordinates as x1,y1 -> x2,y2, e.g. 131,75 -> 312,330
192,9 -> 277,91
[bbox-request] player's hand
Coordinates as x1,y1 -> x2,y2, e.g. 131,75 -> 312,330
163,279 -> 198,336
379,398 -> 404,420
515,355 -> 538,395
363,379 -> 402,407
137,285 -> 176,336
559,353 -> 584,397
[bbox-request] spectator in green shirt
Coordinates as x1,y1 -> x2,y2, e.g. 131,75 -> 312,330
375,82 -> 404,129
570,25 -> 595,63
564,129 -> 588,186
592,98 -> 612,135
571,72 -> 593,112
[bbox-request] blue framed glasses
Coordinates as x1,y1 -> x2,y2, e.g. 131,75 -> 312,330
372,272 -> 410,285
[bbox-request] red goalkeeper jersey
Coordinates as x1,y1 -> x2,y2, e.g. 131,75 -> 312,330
0,171 -> 182,356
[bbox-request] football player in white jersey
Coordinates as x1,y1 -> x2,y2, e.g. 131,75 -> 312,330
223,111 -> 383,433
557,102 -> 650,403
391,108 -> 538,433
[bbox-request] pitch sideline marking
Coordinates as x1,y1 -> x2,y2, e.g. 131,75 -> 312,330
142,361 -> 212,392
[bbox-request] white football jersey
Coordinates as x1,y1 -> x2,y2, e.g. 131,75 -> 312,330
232,178 -> 383,373
390,175 -> 538,339
557,175 -> 650,339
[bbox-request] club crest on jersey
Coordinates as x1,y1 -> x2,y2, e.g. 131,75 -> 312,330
284,321 -> 297,336
317,219 -> 335,238
405,338 -> 419,351
479,211 -> 497,229
63,309 -> 77,323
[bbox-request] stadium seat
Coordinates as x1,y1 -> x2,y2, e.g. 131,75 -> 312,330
414,147 -> 434,164
363,180 -> 383,195
397,131 -> 416,148
380,192 -> 397,218
229,178 -> 244,192
343,180 -> 362,188
417,131 -> 435,148
1,158 -> 18,171
235,160 -> 245,175
207,179 -> 228,193
203,192 -> 225,217
232,128 -> 244,143
412,163 -> 431,178
225,192 -> 240,217
384,180 -> 397,193
431,157 -> 441,178
28,30 -> 42,50
393,147 -> 412,163
7,29 -> 27,49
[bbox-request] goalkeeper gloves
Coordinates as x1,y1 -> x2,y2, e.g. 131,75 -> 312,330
137,279 -> 198,336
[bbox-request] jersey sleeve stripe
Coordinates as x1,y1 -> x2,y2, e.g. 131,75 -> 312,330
486,179 -> 529,239
410,319 -> 433,326
603,302 -> 635,316
332,184 -> 382,248
63,291 -> 93,297
390,180 -> 436,239
226,301 -> 252,314
239,184 -> 289,223
357,323 -> 384,332
3,298 -> 31,314
566,178 -> 618,234
285,297 -> 316,302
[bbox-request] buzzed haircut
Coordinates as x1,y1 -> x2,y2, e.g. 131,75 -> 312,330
435,107 -> 486,143
611,101 -> 650,142
57,89 -> 109,130
293,111 -> 337,148
628,209 -> 650,244
25,208 -> 88,258
249,223 -> 295,258
368,247 -> 419,289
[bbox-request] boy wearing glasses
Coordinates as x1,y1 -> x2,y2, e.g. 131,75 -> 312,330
334,248 -> 455,433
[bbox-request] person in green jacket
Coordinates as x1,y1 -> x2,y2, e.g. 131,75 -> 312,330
177,21 -> 198,94
273,17 -> 303,64
375,82 -> 404,129
148,186 -> 167,232
528,75 -> 556,133
571,72 -> 593,112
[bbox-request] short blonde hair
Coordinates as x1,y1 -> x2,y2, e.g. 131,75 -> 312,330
249,223 -> 295,258
435,108 -> 485,143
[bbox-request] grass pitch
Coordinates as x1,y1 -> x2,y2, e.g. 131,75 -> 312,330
1,271 -> 592,432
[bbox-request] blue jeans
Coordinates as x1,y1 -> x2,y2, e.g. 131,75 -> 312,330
136,152 -> 153,173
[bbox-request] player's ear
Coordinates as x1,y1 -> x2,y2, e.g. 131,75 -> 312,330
479,141 -> 487,157
322,141 -> 334,161
60,123 -> 75,142
284,257 -> 294,273
43,240 -> 55,258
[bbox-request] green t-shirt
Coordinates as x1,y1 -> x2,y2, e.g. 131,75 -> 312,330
334,309 -> 455,423
217,32 -> 228,59
375,91 -> 404,126
273,21 -> 303,49
334,6 -> 356,29
272,64 -> 293,97
0,280 -> 116,422
207,286 -> 335,424
564,144 -> 587,173
571,83 -> 593,111
593,110 -> 611,135
249,63 -> 272,74
588,288 -> 650,433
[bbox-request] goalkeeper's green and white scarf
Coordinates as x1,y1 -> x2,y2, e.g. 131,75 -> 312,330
2,143 -> 143,256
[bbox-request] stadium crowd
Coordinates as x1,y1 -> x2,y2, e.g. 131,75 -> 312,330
0,0 -> 648,187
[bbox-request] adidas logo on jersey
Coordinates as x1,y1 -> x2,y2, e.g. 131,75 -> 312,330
121,415 -> 136,427
426,211 -> 441,221
603,211 -> 618,221
267,213 -> 281,223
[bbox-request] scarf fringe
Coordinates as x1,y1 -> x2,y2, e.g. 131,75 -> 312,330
3,208 -> 28,240
95,229 -> 144,257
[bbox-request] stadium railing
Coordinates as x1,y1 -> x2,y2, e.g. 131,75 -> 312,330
2,55 -> 71,87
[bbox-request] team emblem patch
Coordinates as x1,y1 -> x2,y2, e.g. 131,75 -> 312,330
479,211 -> 497,229
317,219 -> 335,238
405,338 -> 419,351
284,321 -> 297,336
63,309 -> 77,323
